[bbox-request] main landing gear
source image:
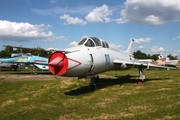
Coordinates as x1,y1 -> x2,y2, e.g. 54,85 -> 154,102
89,75 -> 99,91
89,66 -> 146,91
138,65 -> 146,85
31,65 -> 37,75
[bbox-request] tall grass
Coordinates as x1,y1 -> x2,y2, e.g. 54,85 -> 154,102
0,68 -> 180,120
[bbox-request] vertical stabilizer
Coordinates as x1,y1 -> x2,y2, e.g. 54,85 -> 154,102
125,39 -> 134,55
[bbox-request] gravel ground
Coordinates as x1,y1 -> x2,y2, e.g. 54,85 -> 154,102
0,74 -> 60,81
0,73 -> 115,82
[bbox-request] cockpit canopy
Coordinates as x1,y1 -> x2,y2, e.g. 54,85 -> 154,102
78,37 -> 109,48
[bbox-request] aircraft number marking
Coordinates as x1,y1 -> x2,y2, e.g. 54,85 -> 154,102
105,54 -> 110,65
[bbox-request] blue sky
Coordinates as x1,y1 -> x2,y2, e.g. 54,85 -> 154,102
0,0 -> 180,58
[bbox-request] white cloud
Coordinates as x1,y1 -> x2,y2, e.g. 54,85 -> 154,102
114,17 -> 129,24
138,46 -> 145,49
0,20 -> 59,42
60,14 -> 87,25
85,4 -> 112,23
49,0 -> 57,4
133,38 -> 152,43
173,38 -> 176,40
117,44 -> 123,49
0,20 -> 66,42
174,50 -> 180,53
151,46 -> 165,53
68,41 -> 78,47
32,6 -> 95,16
46,47 -> 59,51
116,0 -> 180,25
81,35 -> 89,39
173,36 -> 180,40
44,36 -> 67,42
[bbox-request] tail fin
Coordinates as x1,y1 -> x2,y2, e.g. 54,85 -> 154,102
125,39 -> 134,55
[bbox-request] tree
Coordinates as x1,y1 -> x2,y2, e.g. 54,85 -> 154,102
150,54 -> 160,60
167,54 -> 178,60
133,50 -> 149,59
5,46 -> 13,53
0,50 -> 8,58
133,50 -> 179,60
15,48 -> 22,53
133,50 -> 143,59
1,46 -> 14,57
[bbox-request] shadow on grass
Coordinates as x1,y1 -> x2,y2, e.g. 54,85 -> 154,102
64,74 -> 169,96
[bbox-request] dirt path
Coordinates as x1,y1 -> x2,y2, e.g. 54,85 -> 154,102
0,73 -> 116,82
0,74 -> 60,81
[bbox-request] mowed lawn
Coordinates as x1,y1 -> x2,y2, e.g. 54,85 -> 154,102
0,68 -> 180,120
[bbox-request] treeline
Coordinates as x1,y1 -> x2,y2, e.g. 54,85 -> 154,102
0,46 -> 51,58
133,50 -> 178,60
0,46 -> 178,60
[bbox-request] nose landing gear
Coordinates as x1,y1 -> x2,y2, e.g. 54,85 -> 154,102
89,75 -> 99,91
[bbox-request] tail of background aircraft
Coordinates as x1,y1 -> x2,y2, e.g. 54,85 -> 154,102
125,39 -> 134,55
34,64 -> 49,71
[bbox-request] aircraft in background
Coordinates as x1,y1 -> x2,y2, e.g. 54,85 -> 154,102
156,54 -> 180,68
47,37 -> 175,90
0,62 -> 19,70
0,53 -> 49,72
138,54 -> 180,69
166,59 -> 180,68
0,53 -> 29,71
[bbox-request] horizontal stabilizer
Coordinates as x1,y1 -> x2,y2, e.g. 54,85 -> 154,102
34,64 -> 49,70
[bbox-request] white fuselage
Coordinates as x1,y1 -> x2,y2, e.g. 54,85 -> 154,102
64,46 -> 131,76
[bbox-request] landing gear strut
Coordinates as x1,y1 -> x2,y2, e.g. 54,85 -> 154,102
31,65 -> 37,75
89,75 -> 99,91
138,65 -> 146,85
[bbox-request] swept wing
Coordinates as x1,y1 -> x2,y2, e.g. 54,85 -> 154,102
113,59 -> 176,69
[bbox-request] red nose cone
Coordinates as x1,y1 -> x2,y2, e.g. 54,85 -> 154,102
48,52 -> 68,75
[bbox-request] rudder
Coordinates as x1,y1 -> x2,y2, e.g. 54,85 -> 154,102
125,39 -> 134,55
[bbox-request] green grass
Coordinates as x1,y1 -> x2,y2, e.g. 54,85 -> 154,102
1,68 -> 180,120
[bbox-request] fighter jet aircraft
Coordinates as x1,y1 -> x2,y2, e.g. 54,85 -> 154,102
157,54 -> 180,68
0,62 -> 19,70
0,53 -> 49,71
138,54 -> 179,69
0,53 -> 30,70
47,37 -> 175,90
